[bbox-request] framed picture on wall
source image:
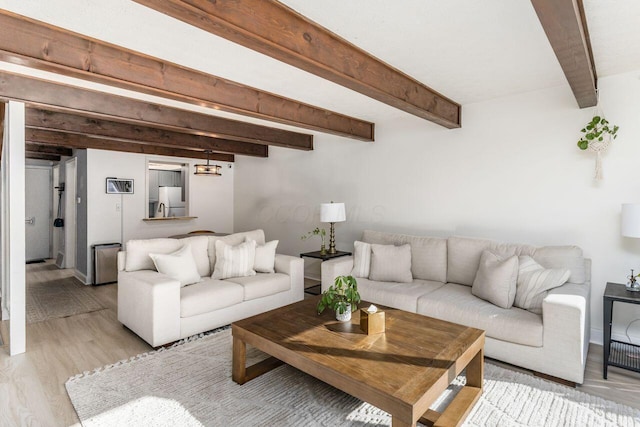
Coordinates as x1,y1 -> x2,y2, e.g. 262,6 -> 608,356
106,178 -> 134,194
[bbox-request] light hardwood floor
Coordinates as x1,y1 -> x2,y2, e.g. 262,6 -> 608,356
1,267 -> 639,426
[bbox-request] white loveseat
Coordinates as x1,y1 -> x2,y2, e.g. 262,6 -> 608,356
322,230 -> 591,384
118,229 -> 304,347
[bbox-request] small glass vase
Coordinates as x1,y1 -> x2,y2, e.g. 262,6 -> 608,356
626,280 -> 640,292
320,238 -> 327,255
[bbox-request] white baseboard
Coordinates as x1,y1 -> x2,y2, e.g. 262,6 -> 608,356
73,269 -> 89,285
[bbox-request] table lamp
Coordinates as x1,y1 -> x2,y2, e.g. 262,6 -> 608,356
621,203 -> 640,291
320,202 -> 346,254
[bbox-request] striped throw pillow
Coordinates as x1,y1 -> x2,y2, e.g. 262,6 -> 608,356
515,256 -> 570,314
351,241 -> 372,278
212,239 -> 257,279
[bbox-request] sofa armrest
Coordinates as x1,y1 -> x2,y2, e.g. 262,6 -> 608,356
275,254 -> 304,301
542,281 -> 591,382
321,256 -> 354,292
117,270 -> 182,347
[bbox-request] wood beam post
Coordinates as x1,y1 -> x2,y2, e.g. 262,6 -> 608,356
25,129 -> 236,162
25,108 -> 268,157
531,0 -> 598,107
133,0 -> 461,128
0,71 -> 312,149
0,10 -> 373,140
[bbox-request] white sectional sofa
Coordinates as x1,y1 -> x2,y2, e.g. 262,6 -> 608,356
322,230 -> 591,384
118,229 -> 304,347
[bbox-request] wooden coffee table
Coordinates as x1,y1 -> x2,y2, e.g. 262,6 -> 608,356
232,297 -> 485,427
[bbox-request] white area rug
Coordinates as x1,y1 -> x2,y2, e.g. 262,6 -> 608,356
66,329 -> 640,426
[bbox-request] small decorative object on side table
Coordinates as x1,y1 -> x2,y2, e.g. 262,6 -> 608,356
603,282 -> 640,379
300,250 -> 352,296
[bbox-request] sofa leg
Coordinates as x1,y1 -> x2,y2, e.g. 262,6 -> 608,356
534,371 -> 576,388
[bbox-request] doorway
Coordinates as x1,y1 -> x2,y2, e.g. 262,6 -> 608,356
64,158 -> 77,269
25,166 -> 52,262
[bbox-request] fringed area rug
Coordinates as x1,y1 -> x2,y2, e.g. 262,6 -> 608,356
66,329 -> 640,427
27,275 -> 105,324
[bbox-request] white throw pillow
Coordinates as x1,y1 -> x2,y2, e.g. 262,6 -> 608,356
212,239 -> 257,279
368,243 -> 413,283
515,256 -> 571,314
148,244 -> 201,287
471,250 -> 519,309
351,240 -> 372,278
252,239 -> 279,273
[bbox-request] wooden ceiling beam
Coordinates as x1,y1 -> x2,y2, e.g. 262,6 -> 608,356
133,0 -> 461,128
0,10 -> 372,141
531,0 -> 597,107
0,71 -> 313,149
25,129 -> 236,162
25,143 -> 72,157
25,108 -> 268,157
25,152 -> 61,162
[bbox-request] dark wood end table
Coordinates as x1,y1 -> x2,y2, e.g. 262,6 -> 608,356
300,250 -> 352,295
299,249 -> 352,261
603,282 -> 640,379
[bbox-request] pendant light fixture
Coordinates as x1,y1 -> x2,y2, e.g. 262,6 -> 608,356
194,150 -> 222,176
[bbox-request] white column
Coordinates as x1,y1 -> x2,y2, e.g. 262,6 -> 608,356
2,101 -> 26,355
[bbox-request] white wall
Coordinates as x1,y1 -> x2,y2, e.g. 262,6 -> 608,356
235,70 -> 640,345
85,149 -> 234,282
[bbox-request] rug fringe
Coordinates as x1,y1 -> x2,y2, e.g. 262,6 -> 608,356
65,326 -> 229,383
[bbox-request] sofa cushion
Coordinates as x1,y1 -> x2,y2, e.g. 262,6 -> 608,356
212,239 -> 257,280
149,244 -> 201,287
207,229 -> 266,272
471,251 -> 518,309
125,238 -> 182,272
417,283 -> 543,347
362,230 -> 447,282
447,236 -> 586,286
355,277 -> 446,313
515,256 -> 571,314
253,240 -> 279,273
369,244 -> 413,283
351,240 -> 372,278
530,246 -> 585,284
178,235 -> 211,277
226,273 -> 291,301
180,280 -> 243,317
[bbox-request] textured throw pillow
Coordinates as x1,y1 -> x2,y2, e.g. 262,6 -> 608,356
515,256 -> 571,314
351,240 -> 372,278
368,243 -> 413,283
252,239 -> 279,273
148,244 -> 201,287
471,250 -> 519,309
212,239 -> 257,279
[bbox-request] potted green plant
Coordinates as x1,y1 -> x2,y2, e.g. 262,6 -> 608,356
317,275 -> 361,322
577,115 -> 619,150
301,227 -> 327,255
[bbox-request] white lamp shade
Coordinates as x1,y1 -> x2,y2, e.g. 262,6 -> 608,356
320,202 -> 346,223
622,203 -> 640,237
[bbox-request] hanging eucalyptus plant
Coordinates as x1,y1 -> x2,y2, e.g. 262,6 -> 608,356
577,115 -> 619,150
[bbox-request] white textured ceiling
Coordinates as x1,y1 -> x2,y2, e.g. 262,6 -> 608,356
0,0 -> 638,130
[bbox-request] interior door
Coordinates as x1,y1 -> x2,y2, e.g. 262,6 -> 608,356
25,166 -> 52,261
